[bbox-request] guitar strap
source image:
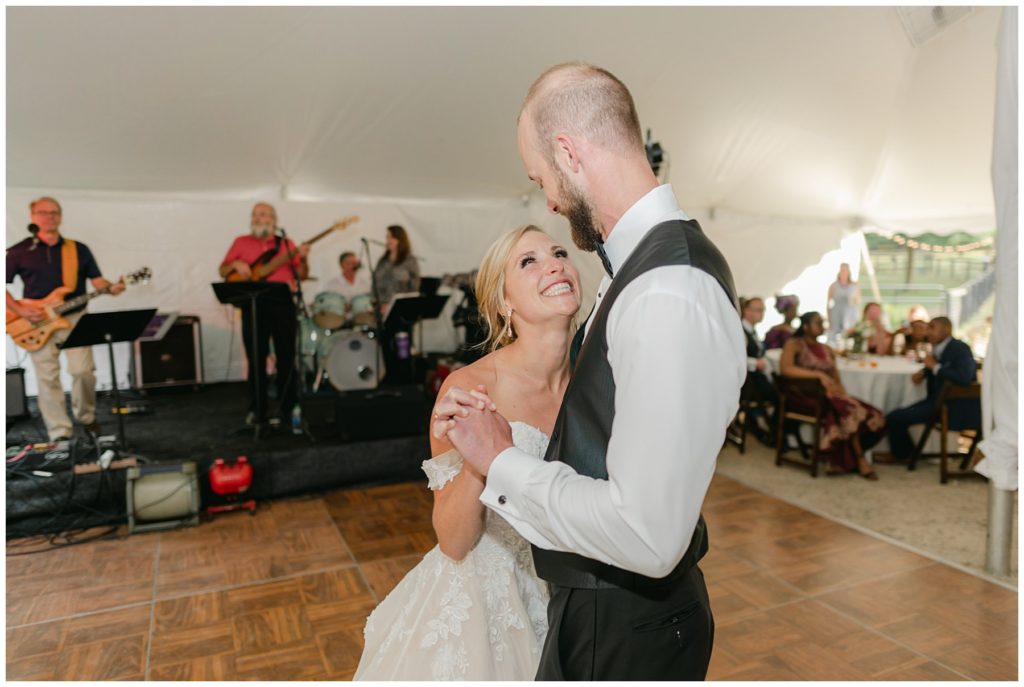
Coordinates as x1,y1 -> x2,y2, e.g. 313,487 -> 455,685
61,239 -> 79,292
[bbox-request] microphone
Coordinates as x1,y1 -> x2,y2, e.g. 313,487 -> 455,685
362,237 -> 387,247
27,223 -> 39,234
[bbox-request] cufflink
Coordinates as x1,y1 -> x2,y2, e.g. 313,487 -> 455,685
498,495 -> 507,505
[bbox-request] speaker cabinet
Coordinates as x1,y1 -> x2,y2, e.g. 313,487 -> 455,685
133,316 -> 204,389
335,385 -> 428,441
6,367 -> 28,419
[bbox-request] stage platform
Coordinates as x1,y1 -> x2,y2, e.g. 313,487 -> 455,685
6,382 -> 432,536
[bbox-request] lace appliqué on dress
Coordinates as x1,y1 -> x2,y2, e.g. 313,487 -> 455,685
356,422 -> 551,681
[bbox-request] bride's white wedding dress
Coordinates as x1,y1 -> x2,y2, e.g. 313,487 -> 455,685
354,422 -> 551,681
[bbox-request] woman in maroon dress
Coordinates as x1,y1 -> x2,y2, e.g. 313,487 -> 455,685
779,312 -> 885,480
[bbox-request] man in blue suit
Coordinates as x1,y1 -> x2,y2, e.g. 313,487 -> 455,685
878,316 -> 980,462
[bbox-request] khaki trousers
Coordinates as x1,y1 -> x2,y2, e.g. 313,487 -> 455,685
29,309 -> 97,440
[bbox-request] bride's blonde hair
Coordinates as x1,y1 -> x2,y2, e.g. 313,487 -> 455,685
475,225 -> 545,352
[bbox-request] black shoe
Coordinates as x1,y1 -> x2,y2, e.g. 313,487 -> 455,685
81,420 -> 102,435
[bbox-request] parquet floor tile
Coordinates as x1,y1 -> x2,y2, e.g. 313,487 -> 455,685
6,475 -> 1016,681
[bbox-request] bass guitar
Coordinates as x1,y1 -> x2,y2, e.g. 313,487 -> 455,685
7,267 -> 153,352
225,216 -> 359,282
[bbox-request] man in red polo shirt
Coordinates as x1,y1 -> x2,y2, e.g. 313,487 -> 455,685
220,202 -> 309,427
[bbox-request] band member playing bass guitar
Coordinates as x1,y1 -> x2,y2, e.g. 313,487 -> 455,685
6,196 -> 126,441
219,202 -> 310,428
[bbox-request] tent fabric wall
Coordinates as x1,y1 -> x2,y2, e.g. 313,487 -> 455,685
976,8 -> 1018,492
6,188 -> 849,396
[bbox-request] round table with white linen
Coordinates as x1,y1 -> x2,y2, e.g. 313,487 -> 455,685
834,355 -> 926,414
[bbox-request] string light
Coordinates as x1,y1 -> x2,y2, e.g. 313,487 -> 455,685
874,228 -> 993,253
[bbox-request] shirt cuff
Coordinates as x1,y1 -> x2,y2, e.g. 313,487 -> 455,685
747,357 -> 759,372
480,446 -> 542,512
931,362 -> 942,375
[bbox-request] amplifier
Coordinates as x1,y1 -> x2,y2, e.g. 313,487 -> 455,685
133,315 -> 204,389
7,367 -> 28,419
335,385 -> 428,441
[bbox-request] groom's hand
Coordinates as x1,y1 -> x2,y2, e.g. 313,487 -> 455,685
447,406 -> 513,476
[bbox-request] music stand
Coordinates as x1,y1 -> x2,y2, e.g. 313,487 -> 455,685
61,308 -> 157,451
212,281 -> 292,440
384,294 -> 449,382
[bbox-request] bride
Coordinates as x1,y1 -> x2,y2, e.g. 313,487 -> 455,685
354,225 -> 582,680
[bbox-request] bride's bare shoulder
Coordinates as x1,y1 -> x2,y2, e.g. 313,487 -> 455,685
440,350 -> 500,394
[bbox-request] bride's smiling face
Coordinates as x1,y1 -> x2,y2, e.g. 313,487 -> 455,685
503,231 -> 581,325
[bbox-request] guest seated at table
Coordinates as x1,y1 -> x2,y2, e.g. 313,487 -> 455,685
779,312 -> 886,480
765,294 -> 799,350
888,318 -> 929,356
876,317 -> 979,463
740,296 -> 777,443
847,302 -> 892,355
888,304 -> 930,355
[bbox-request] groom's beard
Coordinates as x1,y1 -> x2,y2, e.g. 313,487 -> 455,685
556,166 -> 603,253
251,222 -> 274,239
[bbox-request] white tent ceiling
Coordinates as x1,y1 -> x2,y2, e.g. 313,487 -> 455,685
5,6 -> 1007,393
7,5 -> 1002,229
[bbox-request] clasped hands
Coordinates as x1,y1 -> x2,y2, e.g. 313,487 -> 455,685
431,385 -> 513,476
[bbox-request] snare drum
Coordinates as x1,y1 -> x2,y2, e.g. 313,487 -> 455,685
350,294 -> 376,327
321,328 -> 383,391
312,291 -> 347,330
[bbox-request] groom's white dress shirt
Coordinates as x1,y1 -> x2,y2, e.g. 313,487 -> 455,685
480,185 -> 746,578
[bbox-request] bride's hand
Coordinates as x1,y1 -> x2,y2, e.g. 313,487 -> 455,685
431,385 -> 497,440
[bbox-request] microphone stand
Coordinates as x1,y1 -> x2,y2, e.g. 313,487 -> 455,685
362,237 -> 386,388
278,227 -> 315,443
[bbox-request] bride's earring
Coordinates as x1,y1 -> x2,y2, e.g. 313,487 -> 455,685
503,308 -> 513,340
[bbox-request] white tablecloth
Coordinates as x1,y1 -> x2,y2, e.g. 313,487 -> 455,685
835,356 -> 926,414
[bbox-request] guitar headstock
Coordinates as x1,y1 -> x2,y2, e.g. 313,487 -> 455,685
330,216 -> 360,232
124,267 -> 152,285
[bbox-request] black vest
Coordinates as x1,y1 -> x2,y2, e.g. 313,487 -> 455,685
532,219 -> 739,590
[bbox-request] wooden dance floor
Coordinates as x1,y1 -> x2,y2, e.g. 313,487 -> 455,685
6,473 -> 1017,681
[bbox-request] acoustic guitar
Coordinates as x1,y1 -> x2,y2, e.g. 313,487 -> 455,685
7,267 -> 152,352
225,216 -> 360,282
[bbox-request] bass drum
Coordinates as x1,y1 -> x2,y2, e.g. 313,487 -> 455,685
322,328 -> 383,391
312,291 -> 348,330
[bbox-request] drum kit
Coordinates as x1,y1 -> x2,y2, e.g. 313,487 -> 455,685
301,291 -> 383,391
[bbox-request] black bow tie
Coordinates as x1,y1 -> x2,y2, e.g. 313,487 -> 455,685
595,242 -> 614,278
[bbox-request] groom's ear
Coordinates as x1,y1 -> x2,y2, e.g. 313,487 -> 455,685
554,134 -> 581,174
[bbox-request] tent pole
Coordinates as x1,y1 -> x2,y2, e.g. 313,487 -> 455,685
985,482 -> 1015,576
858,231 -> 882,303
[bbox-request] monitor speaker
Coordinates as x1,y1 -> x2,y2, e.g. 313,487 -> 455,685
7,368 -> 28,419
335,385 -> 428,441
133,316 -> 204,388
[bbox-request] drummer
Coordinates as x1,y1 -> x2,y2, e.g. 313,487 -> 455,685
316,250 -> 376,328
324,251 -> 371,301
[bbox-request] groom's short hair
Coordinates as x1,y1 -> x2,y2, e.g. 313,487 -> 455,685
520,63 -> 644,162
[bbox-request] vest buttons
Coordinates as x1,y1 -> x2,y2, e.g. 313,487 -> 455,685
498,495 -> 507,505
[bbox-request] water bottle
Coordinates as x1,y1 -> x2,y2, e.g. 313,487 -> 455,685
892,332 -> 905,356
395,331 -> 411,360
291,404 -> 302,435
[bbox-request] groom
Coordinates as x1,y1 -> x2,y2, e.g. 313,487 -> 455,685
434,63 -> 745,680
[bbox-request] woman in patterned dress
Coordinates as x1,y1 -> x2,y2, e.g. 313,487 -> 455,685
779,312 -> 885,480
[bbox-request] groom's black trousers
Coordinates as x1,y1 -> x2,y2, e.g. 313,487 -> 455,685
535,564 -> 714,681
